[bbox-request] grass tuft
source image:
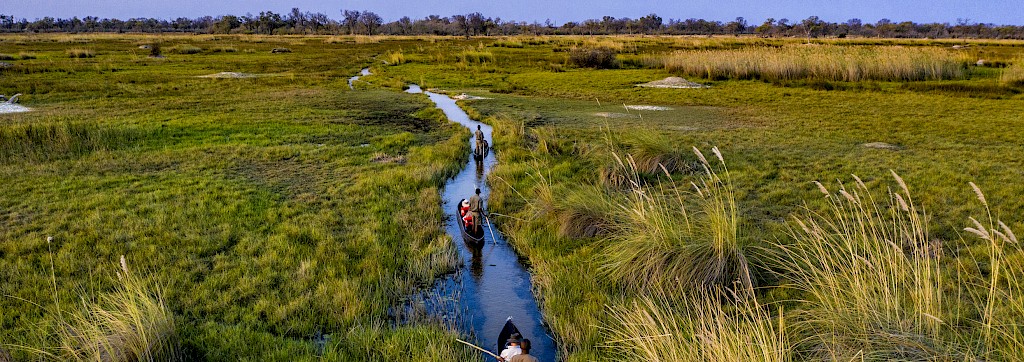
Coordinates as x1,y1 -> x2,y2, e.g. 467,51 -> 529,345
66,48 -> 96,58
52,256 -> 180,362
602,147 -> 752,292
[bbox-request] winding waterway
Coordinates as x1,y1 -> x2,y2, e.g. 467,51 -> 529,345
406,84 -> 557,361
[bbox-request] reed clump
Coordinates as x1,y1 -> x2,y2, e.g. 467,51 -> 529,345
654,45 -> 964,82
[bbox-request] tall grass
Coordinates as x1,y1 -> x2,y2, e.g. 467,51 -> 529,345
605,287 -> 787,362
962,184 -> 1024,361
0,122 -> 141,163
1000,55 -> 1024,86
771,171 -> 954,359
385,50 -> 406,65
602,147 -> 752,292
44,256 -> 180,362
653,45 -> 965,82
455,50 -> 494,64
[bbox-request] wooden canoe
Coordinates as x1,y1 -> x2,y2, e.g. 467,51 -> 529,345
497,317 -> 522,353
456,199 -> 485,247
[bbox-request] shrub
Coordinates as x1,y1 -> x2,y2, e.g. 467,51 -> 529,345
149,43 -> 162,57
568,47 -> 618,69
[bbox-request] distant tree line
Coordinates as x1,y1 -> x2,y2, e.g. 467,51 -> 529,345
1,10 -> 1022,39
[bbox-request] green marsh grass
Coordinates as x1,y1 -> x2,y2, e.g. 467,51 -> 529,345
169,44 -> 203,54
602,147 -> 752,292
66,48 -> 96,58
0,34 -> 477,360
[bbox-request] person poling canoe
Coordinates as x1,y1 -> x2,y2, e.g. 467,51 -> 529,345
475,124 -> 486,151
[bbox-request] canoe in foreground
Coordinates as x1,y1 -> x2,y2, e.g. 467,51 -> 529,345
456,199 -> 485,247
497,317 -> 521,353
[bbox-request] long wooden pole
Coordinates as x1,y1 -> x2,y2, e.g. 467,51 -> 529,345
456,338 -> 500,359
484,214 -> 499,245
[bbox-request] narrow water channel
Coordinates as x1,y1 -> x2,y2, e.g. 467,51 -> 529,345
348,68 -> 371,89
406,84 -> 557,361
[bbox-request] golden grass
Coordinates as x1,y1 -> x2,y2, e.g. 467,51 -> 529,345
654,45 -> 965,82
962,184 -> 1024,361
771,172 -> 954,359
605,287 -> 787,362
66,48 -> 96,58
1001,55 -> 1024,85
385,50 -> 407,65
42,256 -> 180,361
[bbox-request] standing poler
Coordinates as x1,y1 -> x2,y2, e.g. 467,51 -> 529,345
475,125 -> 485,151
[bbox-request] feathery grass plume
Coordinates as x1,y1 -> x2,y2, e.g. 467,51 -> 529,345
604,286 -> 787,362
602,147 -> 751,292
959,184 -> 1024,360
770,172 -> 956,360
52,256 -> 180,361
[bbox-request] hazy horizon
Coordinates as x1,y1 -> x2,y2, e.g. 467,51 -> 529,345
5,0 -> 1023,26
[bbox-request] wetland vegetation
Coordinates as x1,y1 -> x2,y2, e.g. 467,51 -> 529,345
2,33 -> 1024,361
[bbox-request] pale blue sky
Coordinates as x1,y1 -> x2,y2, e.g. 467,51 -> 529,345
6,0 -> 1022,25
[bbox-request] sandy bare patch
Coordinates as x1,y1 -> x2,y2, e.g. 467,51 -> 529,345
862,142 -> 902,151
625,105 -> 673,111
0,103 -> 30,114
453,93 -> 490,100
637,77 -> 707,89
198,72 -> 260,79
593,112 -> 634,118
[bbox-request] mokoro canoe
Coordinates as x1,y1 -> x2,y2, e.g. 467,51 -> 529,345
456,199 -> 485,247
497,317 -> 521,353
